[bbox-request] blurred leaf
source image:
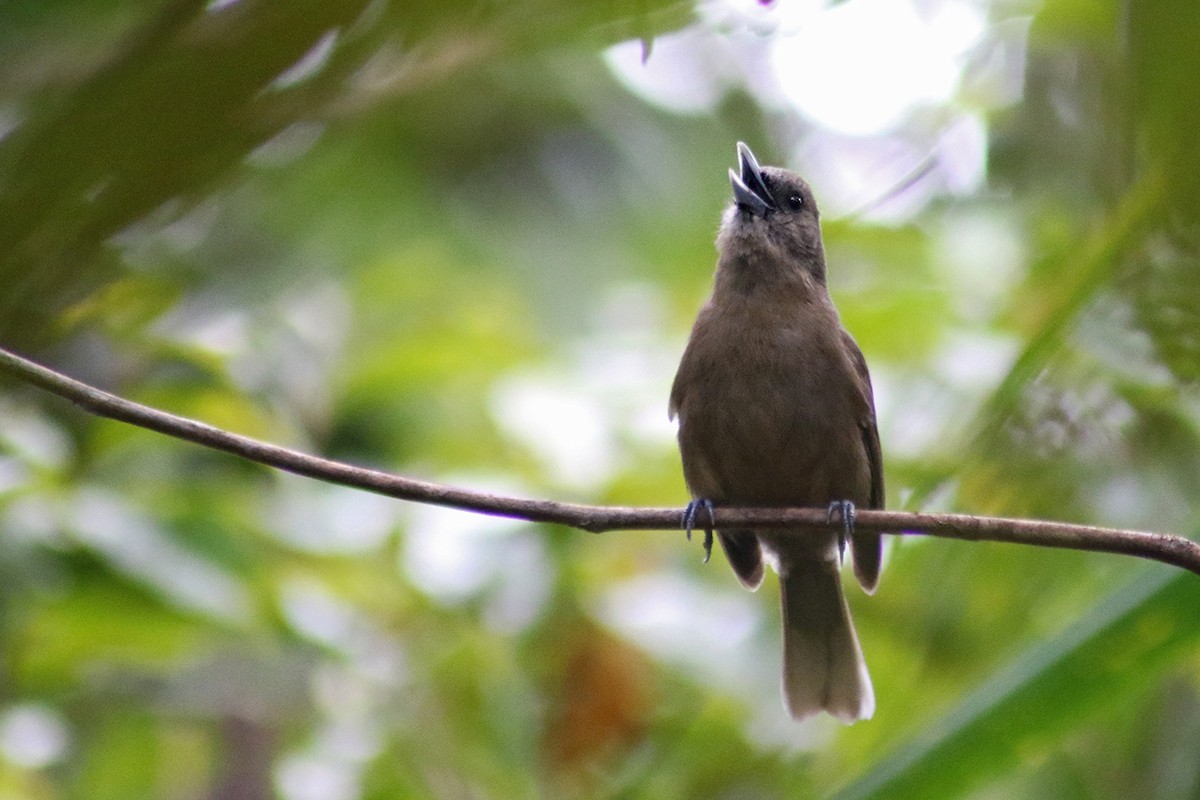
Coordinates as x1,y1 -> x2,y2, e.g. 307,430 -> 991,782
836,566 -> 1200,800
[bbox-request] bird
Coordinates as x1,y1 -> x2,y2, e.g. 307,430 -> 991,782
669,142 -> 884,723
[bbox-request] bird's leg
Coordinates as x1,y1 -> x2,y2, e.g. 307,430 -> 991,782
827,500 -> 856,565
683,499 -> 716,563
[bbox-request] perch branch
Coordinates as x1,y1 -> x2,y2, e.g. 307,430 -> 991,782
2,346 -> 1198,576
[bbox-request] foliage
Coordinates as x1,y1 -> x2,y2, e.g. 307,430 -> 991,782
0,0 -> 1199,797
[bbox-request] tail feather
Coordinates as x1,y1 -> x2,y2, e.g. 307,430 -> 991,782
779,560 -> 874,723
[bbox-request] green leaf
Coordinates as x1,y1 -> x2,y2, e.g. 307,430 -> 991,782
836,565 -> 1200,800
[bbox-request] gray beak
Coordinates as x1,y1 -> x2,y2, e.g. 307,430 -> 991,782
729,141 -> 776,215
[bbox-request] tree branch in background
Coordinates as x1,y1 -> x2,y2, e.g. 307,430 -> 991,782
2,345 -> 1198,576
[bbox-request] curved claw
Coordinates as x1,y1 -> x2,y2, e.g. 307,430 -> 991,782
683,499 -> 717,563
827,500 -> 856,564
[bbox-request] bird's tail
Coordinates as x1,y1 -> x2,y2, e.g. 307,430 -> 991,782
779,559 -> 874,723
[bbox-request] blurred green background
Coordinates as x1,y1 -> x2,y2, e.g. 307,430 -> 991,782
1,0 -> 1199,797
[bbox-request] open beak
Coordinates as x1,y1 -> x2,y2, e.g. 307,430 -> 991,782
729,141 -> 776,215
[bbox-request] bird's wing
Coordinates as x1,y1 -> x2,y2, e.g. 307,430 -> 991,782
840,328 -> 885,593
839,328 -> 884,509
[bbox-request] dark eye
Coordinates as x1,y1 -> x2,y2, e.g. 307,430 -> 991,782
787,193 -> 803,211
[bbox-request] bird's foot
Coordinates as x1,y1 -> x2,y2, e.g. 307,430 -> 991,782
683,499 -> 716,563
827,500 -> 856,564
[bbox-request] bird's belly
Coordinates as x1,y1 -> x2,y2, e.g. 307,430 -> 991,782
677,357 -> 870,507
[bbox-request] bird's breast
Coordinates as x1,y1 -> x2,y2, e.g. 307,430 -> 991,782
675,303 -> 870,506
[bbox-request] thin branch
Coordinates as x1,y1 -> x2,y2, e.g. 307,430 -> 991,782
2,345 -> 1199,576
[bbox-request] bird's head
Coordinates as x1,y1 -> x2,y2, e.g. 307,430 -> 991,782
718,142 -> 827,288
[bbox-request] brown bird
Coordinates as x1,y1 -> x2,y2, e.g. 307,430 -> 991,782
669,142 -> 883,723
